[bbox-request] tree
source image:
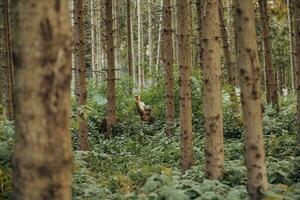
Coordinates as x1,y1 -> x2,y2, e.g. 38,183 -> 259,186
106,0 -> 116,136
137,0 -> 144,91
162,0 -> 175,137
74,0 -> 89,150
1,0 -> 14,120
218,0 -> 237,105
12,0 -> 73,199
196,0 -> 204,71
295,0 -> 300,146
258,0 -> 279,110
288,0 -> 296,92
148,0 -> 154,82
177,0 -> 194,173
202,0 -> 224,180
234,0 -> 268,198
127,0 -> 133,93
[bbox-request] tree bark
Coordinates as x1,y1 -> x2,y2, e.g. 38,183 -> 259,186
162,0 -> 175,137
11,0 -> 73,199
148,0 -> 154,84
137,0 -> 144,91
177,0 -> 194,174
105,0 -> 116,137
202,0 -> 224,180
156,0 -> 164,70
2,0 -> 14,120
127,0 -> 133,93
235,0 -> 268,198
74,0 -> 89,150
295,0 -> 300,146
288,0 -> 296,92
196,0 -> 204,71
258,0 -> 279,110
113,0 -> 121,79
218,0 -> 238,106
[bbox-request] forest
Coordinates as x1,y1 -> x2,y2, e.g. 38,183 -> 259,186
0,0 -> 300,199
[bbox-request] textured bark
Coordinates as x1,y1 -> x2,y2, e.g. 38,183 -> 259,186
177,0 -> 194,173
218,0 -> 234,86
258,0 -> 279,110
162,0 -> 175,137
235,0 -> 268,199
11,0 -> 73,199
148,0 -> 154,82
137,0 -> 144,91
218,0 -> 237,106
113,0 -> 120,79
288,0 -> 296,92
127,0 -> 133,93
105,0 -> 116,136
74,0 -> 89,150
295,0 -> 300,146
156,0 -> 164,70
196,0 -> 204,71
0,1 -> 5,106
2,0 -> 14,120
202,0 -> 224,180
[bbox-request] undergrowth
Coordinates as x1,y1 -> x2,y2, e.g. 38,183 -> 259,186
1,79 -> 300,199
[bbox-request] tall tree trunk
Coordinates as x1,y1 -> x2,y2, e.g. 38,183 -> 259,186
288,0 -> 296,92
162,0 -> 175,137
74,0 -> 89,150
196,0 -> 204,71
113,0 -> 121,79
235,0 -> 268,198
156,0 -> 164,70
295,0 -> 300,146
106,0 -> 116,136
137,0 -> 144,91
218,0 -> 236,89
258,0 -> 279,110
91,0 -> 97,84
219,0 -> 238,107
148,0 -> 154,83
12,1 -> 73,199
202,0 -> 224,180
127,0 -> 133,93
177,0 -> 194,174
3,0 -> 14,120
172,0 -> 178,65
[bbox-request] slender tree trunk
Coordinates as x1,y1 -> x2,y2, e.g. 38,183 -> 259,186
3,0 -> 14,120
177,0 -> 194,174
218,0 -> 238,106
113,0 -> 121,79
148,0 -> 154,83
218,0 -> 235,86
91,0 -> 97,84
0,1 -> 5,107
127,0 -> 133,93
137,0 -> 143,91
106,0 -> 116,136
12,1 -> 73,199
288,0 -> 296,92
235,0 -> 268,198
202,0 -> 224,180
74,0 -> 89,150
156,0 -> 164,70
196,0 -> 204,71
172,0 -> 178,65
162,0 -> 175,137
295,0 -> 300,146
259,0 -> 279,110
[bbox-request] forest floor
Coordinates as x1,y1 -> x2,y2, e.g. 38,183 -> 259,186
1,80 -> 300,199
